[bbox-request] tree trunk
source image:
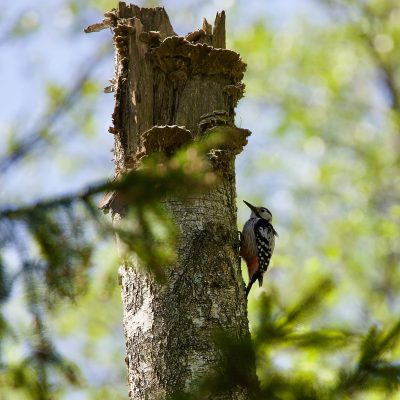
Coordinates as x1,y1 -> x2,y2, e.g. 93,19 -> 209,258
102,3 -> 256,398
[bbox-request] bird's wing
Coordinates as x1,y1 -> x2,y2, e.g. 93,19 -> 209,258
254,219 -> 275,274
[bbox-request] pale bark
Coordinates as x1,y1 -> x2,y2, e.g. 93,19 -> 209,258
95,2 -> 256,398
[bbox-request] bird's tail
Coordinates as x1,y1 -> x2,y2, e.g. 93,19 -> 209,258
245,273 -> 260,298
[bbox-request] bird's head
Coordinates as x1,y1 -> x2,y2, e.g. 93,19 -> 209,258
243,200 -> 272,222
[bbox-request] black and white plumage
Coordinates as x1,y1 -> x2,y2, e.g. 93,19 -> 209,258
240,200 -> 278,297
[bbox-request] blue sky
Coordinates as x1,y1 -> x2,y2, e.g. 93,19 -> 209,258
0,0 -> 322,207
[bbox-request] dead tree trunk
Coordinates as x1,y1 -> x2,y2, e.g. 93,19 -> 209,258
92,3 -> 256,398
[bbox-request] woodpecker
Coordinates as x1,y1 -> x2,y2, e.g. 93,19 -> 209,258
240,200 -> 278,297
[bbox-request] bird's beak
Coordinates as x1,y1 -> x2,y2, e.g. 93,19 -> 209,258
243,200 -> 258,214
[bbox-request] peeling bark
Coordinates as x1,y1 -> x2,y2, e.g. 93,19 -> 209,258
89,2 -> 256,398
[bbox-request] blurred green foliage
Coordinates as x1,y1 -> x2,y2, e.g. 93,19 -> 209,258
1,0 -> 400,399
231,0 -> 400,398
